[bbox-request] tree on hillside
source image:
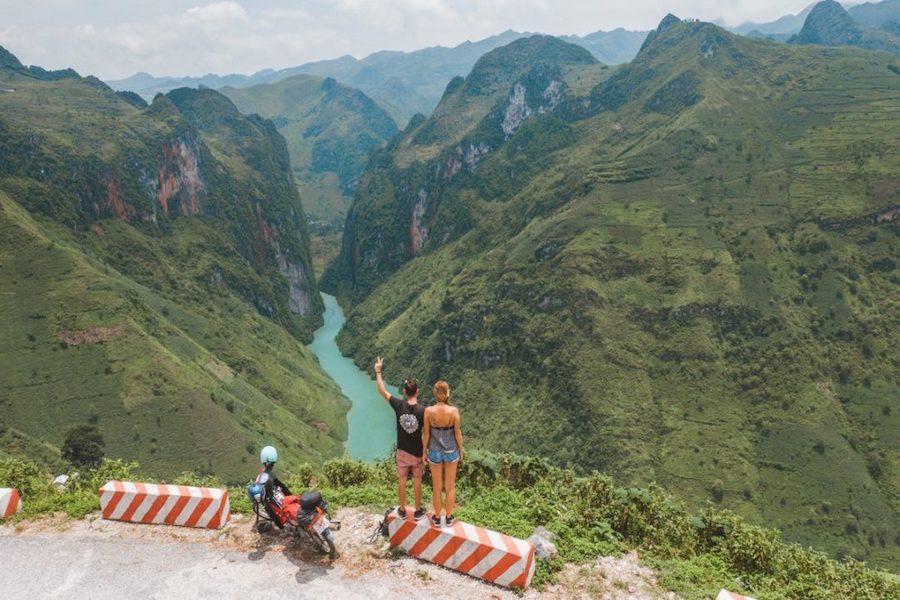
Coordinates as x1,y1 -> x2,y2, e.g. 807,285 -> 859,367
61,424 -> 105,467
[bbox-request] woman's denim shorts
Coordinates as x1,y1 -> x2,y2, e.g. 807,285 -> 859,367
428,449 -> 460,464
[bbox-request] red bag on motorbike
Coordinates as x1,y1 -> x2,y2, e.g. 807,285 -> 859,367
277,495 -> 301,525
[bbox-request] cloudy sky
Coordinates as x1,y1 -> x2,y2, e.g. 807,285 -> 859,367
1,0 -> 818,80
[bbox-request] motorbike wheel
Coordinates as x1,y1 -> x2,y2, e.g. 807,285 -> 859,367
323,529 -> 338,559
306,528 -> 338,558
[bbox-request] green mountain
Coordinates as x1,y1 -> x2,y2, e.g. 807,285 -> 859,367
220,75 -> 398,225
0,48 -> 348,480
791,0 -> 900,53
325,24 -> 900,570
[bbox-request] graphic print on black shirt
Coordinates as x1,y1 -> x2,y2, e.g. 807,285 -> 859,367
389,395 -> 425,457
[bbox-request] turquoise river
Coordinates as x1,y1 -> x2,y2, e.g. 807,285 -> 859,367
307,293 -> 396,461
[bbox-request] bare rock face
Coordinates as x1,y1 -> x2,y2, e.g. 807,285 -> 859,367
155,137 -> 206,217
502,79 -> 564,137
279,260 -> 313,316
502,83 -> 533,136
410,189 -> 429,256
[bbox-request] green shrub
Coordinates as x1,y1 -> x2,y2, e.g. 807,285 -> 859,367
496,453 -> 554,489
282,462 -> 315,491
61,424 -> 105,468
323,457 -> 373,487
456,449 -> 499,488
79,458 -> 141,492
370,456 -> 398,487
172,472 -> 224,488
453,486 -> 535,539
319,484 -> 397,509
228,487 -> 253,515
0,458 -> 47,497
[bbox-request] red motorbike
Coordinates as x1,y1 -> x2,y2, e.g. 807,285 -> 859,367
248,474 -> 340,558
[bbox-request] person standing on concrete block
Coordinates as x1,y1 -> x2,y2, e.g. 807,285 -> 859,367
375,356 -> 427,520
423,380 -> 464,527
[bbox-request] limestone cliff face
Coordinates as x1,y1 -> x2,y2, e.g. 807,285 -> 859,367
79,133 -> 206,224
253,202 -> 315,317
154,136 -> 206,218
502,78 -> 563,137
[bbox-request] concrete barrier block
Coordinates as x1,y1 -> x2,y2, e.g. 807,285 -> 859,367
717,590 -> 757,600
99,481 -> 230,529
387,507 -> 535,589
0,488 -> 22,519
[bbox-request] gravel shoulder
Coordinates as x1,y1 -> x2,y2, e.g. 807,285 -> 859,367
0,509 -> 678,599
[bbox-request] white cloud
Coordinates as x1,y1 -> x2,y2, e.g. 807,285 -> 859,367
185,1 -> 248,22
0,0 -> 817,80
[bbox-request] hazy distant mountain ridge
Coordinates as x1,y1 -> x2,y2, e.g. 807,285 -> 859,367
848,0 -> 900,27
729,3 -> 817,37
108,29 -> 648,125
791,0 -> 900,54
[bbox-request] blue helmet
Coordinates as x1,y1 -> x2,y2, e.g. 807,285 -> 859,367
247,482 -> 264,502
260,445 -> 278,465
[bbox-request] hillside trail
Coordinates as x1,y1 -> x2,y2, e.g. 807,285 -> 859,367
0,508 -> 679,599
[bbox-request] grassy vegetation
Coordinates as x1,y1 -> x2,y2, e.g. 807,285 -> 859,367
325,20 -> 900,570
0,51 -> 346,480
2,451 -> 897,599
0,191 -> 348,481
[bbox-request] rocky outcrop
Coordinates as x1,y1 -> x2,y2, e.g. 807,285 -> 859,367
253,202 -> 315,317
410,189 -> 429,256
279,259 -> 313,316
502,83 -> 533,136
155,137 -> 206,217
502,79 -> 563,136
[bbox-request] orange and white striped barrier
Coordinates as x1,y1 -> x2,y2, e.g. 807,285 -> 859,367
1,488 -> 22,519
99,481 -> 230,529
387,507 -> 536,589
717,590 -> 757,600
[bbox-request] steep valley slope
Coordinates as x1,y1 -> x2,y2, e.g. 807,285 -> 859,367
325,21 -> 900,569
221,75 -> 398,277
0,48 -> 349,481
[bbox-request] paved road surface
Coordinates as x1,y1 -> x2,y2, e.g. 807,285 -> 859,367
0,534 -> 400,599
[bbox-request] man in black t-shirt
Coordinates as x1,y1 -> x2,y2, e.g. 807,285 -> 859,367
375,356 -> 426,520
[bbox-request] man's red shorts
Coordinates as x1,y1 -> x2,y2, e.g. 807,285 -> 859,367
396,449 -> 424,479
